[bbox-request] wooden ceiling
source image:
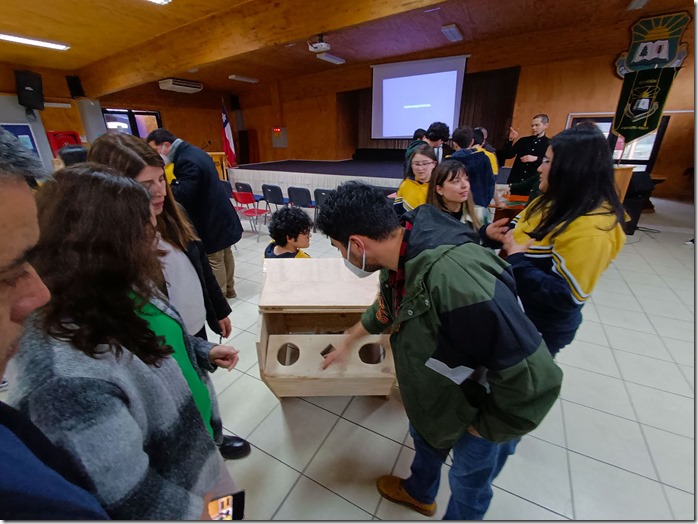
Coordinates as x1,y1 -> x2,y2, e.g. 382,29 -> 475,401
0,0 -> 693,99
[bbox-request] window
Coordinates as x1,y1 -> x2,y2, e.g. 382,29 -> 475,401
102,109 -> 163,139
568,115 -> 669,176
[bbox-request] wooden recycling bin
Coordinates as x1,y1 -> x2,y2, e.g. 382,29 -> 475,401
256,258 -> 396,398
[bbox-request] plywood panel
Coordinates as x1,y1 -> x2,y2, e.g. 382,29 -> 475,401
41,103 -> 86,140
259,258 -> 380,311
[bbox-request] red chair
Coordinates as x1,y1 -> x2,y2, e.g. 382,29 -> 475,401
232,191 -> 269,242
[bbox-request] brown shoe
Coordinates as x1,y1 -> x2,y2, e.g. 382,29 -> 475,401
376,475 -> 436,517
226,291 -> 237,299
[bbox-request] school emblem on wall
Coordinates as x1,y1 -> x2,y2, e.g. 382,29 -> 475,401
612,12 -> 691,143
615,12 -> 691,77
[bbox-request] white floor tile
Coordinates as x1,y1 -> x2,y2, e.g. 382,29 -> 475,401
679,365 -> 694,392
247,398 -> 338,471
661,275 -> 695,292
218,373 -> 280,438
304,418 -> 403,514
375,445 -> 451,520
210,366 -> 244,397
663,485 -> 696,520
228,329 -> 260,374
493,436 -> 573,517
558,364 -> 635,419
485,487 -> 566,520
581,302 -> 599,322
622,270 -> 670,288
563,402 -> 656,479
613,350 -> 693,397
555,340 -> 621,378
636,296 -> 694,322
627,282 -> 683,302
568,452 -> 672,520
625,382 -> 694,438
603,325 -> 674,361
224,448 -> 300,520
642,425 -> 695,493
528,398 -> 565,447
593,277 -> 634,296
649,315 -> 694,343
274,475 -> 373,520
572,320 -> 608,346
300,395 -> 353,416
595,304 -> 657,334
591,289 -> 643,312
662,337 -> 695,367
233,279 -> 263,302
342,389 -> 410,443
229,300 -> 261,332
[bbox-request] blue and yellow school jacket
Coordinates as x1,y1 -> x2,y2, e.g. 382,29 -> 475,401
507,199 -> 626,345
264,241 -> 311,259
361,205 -> 562,448
394,178 -> 428,216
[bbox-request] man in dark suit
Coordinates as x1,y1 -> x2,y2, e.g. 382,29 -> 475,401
499,114 -> 550,187
147,129 -> 243,299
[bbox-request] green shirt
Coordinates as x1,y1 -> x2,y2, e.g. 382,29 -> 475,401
135,300 -> 214,437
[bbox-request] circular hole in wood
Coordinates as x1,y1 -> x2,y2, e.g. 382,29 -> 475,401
277,343 -> 300,366
359,343 -> 385,364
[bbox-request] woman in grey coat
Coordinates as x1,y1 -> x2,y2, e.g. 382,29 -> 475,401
8,165 -> 241,520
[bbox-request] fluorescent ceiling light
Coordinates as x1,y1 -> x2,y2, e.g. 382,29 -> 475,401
441,24 -> 463,43
627,0 -> 649,9
228,74 -> 259,83
44,102 -> 72,108
0,33 -> 69,51
316,52 -> 345,65
145,0 -> 172,4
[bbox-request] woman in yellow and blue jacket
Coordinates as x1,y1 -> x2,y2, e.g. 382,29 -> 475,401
483,124 -> 626,355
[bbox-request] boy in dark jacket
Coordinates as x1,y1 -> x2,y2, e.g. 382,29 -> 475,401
317,182 -> 562,520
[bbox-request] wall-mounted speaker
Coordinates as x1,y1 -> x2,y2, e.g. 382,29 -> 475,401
66,75 -> 86,98
14,70 -> 44,110
230,94 -> 241,111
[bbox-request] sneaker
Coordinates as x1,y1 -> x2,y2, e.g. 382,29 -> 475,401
376,475 -> 436,517
225,291 -> 237,299
0,378 -> 8,391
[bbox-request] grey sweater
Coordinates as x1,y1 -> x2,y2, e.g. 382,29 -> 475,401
7,296 -> 237,520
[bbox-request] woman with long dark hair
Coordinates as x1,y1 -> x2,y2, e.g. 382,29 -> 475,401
426,159 -> 483,234
483,124 -> 626,355
88,132 -> 250,460
9,165 -> 241,519
394,144 -> 437,217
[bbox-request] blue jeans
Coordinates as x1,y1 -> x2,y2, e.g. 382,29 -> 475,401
402,424 -> 519,520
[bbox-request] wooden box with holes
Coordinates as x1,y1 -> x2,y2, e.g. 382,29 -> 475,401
256,258 -> 396,398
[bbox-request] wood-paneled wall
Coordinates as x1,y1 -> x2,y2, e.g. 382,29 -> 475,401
510,54 -> 694,199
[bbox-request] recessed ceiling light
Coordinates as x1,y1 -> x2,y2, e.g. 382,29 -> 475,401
145,0 -> 172,4
0,33 -> 69,51
424,7 -> 441,12
228,74 -> 259,83
187,67 -> 199,73
284,43 -> 296,48
627,0 -> 649,9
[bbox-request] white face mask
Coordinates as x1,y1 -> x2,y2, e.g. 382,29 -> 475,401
343,241 -> 375,279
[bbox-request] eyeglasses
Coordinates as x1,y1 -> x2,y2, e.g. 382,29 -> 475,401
412,161 -> 436,168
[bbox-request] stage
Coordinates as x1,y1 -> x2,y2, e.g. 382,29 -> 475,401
228,159 -> 404,196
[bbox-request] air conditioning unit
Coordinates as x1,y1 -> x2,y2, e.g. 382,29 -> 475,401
158,78 -> 203,94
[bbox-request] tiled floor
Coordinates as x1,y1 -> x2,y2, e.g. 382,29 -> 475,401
3,198 -> 694,520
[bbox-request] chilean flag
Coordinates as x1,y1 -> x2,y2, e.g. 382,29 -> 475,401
221,102 -> 237,166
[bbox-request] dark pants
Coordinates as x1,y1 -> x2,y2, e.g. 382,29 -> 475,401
403,424 -> 519,520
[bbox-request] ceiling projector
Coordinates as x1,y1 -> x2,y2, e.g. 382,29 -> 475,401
308,40 -> 331,53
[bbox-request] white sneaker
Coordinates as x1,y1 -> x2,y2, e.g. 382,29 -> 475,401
0,378 -> 8,391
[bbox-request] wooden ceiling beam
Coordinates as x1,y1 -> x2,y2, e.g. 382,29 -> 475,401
77,0 -> 446,98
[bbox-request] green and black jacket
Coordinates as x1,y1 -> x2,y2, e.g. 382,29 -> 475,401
361,205 -> 563,449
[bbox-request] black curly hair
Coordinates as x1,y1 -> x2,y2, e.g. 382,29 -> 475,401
268,206 -> 313,246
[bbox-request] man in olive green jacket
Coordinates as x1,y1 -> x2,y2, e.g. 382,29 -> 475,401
317,182 -> 562,520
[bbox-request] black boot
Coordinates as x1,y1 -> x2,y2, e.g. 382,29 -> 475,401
219,435 -> 251,460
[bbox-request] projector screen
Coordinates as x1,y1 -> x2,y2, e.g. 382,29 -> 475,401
371,55 -> 468,139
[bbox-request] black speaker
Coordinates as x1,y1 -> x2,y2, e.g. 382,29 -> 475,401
66,75 -> 86,98
230,95 -> 241,111
14,70 -> 44,110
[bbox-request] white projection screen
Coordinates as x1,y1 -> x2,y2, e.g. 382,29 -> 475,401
371,55 -> 468,139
